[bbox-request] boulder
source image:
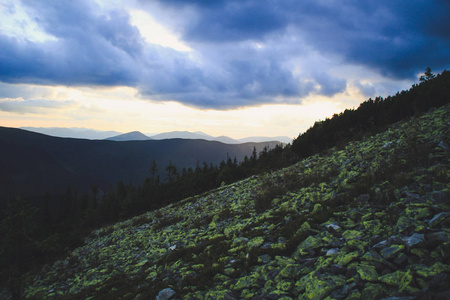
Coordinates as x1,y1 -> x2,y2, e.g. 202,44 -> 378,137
156,288 -> 176,300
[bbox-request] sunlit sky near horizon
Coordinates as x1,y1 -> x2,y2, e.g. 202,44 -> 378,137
0,0 -> 449,139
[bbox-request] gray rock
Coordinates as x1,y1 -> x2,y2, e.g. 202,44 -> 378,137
426,231 -> 450,244
394,253 -> 409,266
331,283 -> 356,299
373,236 -> 402,250
401,233 -> 425,248
156,288 -> 176,300
356,194 -> 371,202
428,212 -> 450,227
431,190 -> 450,204
326,248 -> 340,256
258,254 -> 272,264
380,244 -> 405,260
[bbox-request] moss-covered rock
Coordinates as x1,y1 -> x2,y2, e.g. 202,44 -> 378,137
296,274 -> 346,299
356,263 -> 379,282
380,244 -> 405,260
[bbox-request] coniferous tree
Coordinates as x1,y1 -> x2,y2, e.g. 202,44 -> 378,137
0,198 -> 39,299
420,67 -> 435,82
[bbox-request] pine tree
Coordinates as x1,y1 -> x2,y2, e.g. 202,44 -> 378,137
0,198 -> 39,299
420,67 -> 435,82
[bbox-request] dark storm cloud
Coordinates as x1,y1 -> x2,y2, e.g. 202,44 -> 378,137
157,0 -> 450,78
1,0 -> 449,110
137,46 -> 310,109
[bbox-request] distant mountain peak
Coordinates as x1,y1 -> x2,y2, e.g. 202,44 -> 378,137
106,131 -> 151,141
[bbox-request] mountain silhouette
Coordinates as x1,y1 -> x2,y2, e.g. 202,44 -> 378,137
106,131 -> 152,141
0,127 -> 281,202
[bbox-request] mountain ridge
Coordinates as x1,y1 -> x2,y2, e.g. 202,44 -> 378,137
20,127 -> 292,144
0,127 -> 281,201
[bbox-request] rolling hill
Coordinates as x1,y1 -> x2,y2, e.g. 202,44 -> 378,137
0,128 -> 281,202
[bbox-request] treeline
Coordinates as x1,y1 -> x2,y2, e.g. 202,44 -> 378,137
1,68 -> 449,297
292,69 -> 450,158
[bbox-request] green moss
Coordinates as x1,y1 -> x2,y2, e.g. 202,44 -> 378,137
361,283 -> 388,299
296,274 -> 346,299
416,262 -> 450,279
356,264 -> 378,282
380,244 -> 405,260
335,251 -> 361,266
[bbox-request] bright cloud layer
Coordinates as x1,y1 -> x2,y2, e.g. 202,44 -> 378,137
0,0 -> 449,137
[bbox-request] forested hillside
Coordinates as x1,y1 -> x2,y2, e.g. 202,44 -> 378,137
18,100 -> 450,299
0,129 -> 280,202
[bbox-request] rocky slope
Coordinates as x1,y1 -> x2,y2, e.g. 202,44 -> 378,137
23,105 -> 449,299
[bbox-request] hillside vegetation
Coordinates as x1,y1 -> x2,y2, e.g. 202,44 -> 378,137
21,103 -> 450,299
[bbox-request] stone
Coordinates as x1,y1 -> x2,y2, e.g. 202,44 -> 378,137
295,274 -> 346,299
363,219 -> 384,235
394,253 -> 409,266
431,190 -> 450,205
361,283 -> 388,299
362,251 -> 394,268
415,262 -> 450,279
379,270 -> 410,289
275,256 -> 296,267
395,216 -> 415,234
156,288 -> 176,300
356,263 -> 379,282
326,248 -> 339,256
428,212 -> 450,227
325,223 -> 341,231
295,235 -> 324,256
342,230 -> 362,241
380,244 -> 405,260
233,276 -> 258,290
401,233 -> 425,248
276,280 -> 293,292
357,194 -> 371,202
347,238 -> 368,251
426,231 -> 450,243
335,251 -> 361,266
330,264 -> 346,275
279,264 -> 300,279
258,254 -> 272,264
330,283 -> 356,300
248,236 -> 265,248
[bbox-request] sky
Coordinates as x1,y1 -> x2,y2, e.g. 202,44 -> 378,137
0,0 -> 449,139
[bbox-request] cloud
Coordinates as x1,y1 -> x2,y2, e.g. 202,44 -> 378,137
0,0 -> 142,86
0,98 -> 76,114
0,0 -> 449,110
156,0 -> 450,78
354,81 -> 377,98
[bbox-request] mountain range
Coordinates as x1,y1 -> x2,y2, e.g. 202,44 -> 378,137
20,127 -> 122,140
21,127 -> 293,144
0,127 -> 282,202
